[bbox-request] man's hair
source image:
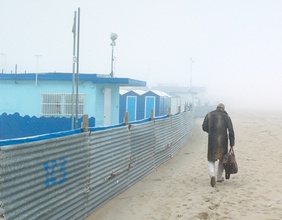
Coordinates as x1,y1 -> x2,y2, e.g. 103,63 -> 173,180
216,103 -> 225,110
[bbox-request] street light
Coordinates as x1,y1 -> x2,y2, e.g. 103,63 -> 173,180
35,55 -> 42,86
0,53 -> 6,73
190,57 -> 194,88
110,33 -> 118,77
189,57 -> 195,109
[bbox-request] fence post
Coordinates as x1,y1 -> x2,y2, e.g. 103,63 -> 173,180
150,109 -> 154,120
124,112 -> 129,125
167,107 -> 171,117
82,114 -> 88,132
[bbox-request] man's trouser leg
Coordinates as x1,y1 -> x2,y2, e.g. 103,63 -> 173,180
208,161 -> 215,177
217,160 -> 224,180
208,160 -> 216,187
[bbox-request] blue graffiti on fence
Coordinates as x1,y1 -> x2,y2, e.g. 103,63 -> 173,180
43,158 -> 67,187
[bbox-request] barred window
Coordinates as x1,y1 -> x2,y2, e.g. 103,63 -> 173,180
41,93 -> 84,117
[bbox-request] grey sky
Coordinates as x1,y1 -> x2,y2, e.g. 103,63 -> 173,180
1,1 -> 282,110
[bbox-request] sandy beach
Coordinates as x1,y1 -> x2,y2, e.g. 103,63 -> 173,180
86,110 -> 282,220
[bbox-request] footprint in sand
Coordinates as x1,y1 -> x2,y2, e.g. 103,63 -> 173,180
208,203 -> 219,210
197,212 -> 209,220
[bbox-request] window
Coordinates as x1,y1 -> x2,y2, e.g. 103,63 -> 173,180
41,93 -> 84,117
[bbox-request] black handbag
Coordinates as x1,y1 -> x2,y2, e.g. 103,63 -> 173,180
222,147 -> 238,179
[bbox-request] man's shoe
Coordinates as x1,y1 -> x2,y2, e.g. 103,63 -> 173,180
217,177 -> 224,182
210,176 -> 216,187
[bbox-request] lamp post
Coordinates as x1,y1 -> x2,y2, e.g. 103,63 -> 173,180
189,57 -> 194,110
0,53 -> 6,73
35,55 -> 42,86
190,57 -> 194,88
71,10 -> 77,130
110,33 -> 118,77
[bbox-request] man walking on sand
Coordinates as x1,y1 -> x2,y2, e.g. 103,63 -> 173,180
202,103 -> 235,187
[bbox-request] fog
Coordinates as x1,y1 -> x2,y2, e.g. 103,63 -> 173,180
1,1 -> 282,111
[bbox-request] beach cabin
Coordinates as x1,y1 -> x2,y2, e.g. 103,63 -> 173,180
0,73 -> 146,128
150,85 -> 207,111
166,93 -> 181,115
119,89 -> 146,123
141,90 -> 169,118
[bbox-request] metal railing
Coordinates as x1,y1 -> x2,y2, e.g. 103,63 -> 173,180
0,110 -> 194,220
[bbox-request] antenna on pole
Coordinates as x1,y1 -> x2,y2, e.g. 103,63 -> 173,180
71,8 -> 80,129
71,11 -> 77,130
75,7 -> 81,129
110,33 -> 118,77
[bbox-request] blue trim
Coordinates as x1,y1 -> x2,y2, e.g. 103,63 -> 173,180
0,114 -> 179,147
89,123 -> 125,132
129,118 -> 151,124
0,73 -> 146,86
154,115 -> 169,120
0,129 -> 82,147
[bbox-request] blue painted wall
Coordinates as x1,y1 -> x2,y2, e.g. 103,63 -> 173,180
119,91 -> 145,123
142,91 -> 168,118
119,90 -> 169,122
0,112 -> 95,140
0,76 -> 121,127
145,96 -> 155,118
119,93 -> 126,123
127,96 -> 137,122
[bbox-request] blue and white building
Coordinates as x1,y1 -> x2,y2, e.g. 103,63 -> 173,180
119,89 -> 175,123
0,73 -> 146,127
119,89 -> 146,123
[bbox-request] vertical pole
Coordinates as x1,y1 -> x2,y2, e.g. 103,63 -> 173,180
109,33 -> 117,77
36,57 -> 38,86
35,55 -> 42,86
190,57 -> 194,108
76,7 -> 81,129
110,45 -> 114,77
190,57 -> 193,88
124,112 -> 129,125
82,114 -> 89,132
150,109 -> 154,120
71,11 -> 77,130
167,107 -> 171,116
0,53 -> 6,73
4,54 -> 6,73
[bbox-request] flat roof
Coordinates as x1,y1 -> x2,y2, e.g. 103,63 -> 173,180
0,73 -> 146,87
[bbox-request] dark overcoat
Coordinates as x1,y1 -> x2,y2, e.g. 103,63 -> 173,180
202,109 -> 235,161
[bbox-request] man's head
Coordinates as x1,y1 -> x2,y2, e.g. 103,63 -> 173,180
216,103 -> 225,111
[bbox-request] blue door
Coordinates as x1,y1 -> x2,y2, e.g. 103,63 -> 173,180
127,96 -> 137,122
145,96 -> 155,118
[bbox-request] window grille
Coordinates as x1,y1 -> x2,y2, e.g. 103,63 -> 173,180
41,93 -> 84,117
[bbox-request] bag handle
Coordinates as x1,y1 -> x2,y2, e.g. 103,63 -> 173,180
229,146 -> 234,153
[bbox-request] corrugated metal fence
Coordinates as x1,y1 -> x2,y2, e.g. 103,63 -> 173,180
0,111 -> 194,220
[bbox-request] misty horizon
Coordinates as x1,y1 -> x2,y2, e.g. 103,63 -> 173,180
1,1 -> 282,110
